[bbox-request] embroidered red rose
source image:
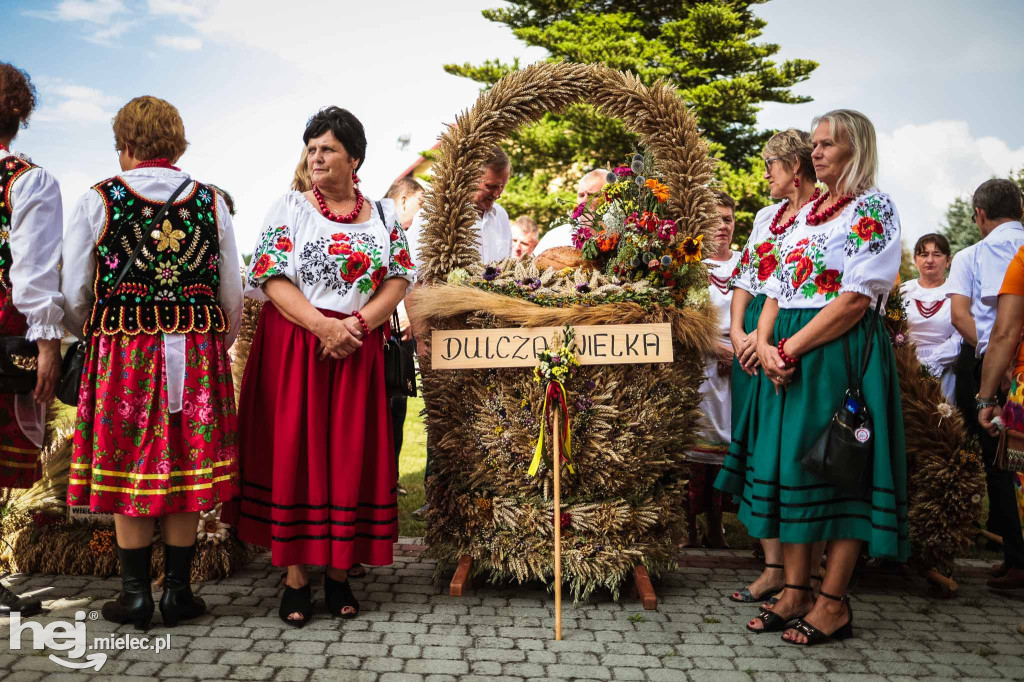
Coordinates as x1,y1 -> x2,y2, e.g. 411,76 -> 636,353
785,249 -> 805,265
815,269 -> 842,294
371,267 -> 387,289
792,257 -> 814,287
852,216 -> 883,242
275,236 -> 293,252
251,253 -> 274,278
740,249 -> 751,265
730,266 -> 740,279
757,254 -> 777,281
390,228 -> 400,242
394,249 -> 414,270
328,242 -> 352,256
341,251 -> 371,283
796,238 -> 810,247
331,232 -> 351,242
756,241 -> 774,257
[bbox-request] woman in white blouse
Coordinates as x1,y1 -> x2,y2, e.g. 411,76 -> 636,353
230,107 -> 415,627
721,110 -> 908,645
62,96 -> 243,630
900,234 -> 959,399
0,62 -> 64,618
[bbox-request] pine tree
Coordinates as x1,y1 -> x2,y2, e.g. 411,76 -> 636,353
445,1 -> 818,241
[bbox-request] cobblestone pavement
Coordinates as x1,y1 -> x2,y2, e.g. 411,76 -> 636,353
2,539 -> 1023,681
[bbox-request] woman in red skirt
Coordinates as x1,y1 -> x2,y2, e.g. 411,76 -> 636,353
231,106 -> 414,626
0,62 -> 65,617
61,96 -> 243,629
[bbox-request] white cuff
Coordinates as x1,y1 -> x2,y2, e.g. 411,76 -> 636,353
24,323 -> 65,342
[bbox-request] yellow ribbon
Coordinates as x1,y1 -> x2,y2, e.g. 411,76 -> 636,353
528,381 -> 575,476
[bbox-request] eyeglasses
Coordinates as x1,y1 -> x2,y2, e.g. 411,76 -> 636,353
764,157 -> 784,171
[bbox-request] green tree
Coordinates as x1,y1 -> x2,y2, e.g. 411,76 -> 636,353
445,0 -> 818,241
940,168 -> 1024,257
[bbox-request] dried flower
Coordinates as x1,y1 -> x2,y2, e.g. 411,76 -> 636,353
482,266 -> 501,281
894,333 -> 906,346
197,508 -> 231,545
446,268 -> 469,285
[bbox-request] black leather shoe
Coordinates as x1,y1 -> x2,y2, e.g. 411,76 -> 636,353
159,543 -> 206,627
0,580 -> 43,617
102,544 -> 154,631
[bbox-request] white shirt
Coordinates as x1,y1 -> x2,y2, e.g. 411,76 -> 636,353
62,167 -> 244,414
767,189 -> 902,309
245,192 -> 414,313
406,203 -> 512,275
972,221 -> 1024,356
901,278 -> 960,398
1,151 -> 65,341
533,224 -> 575,255
945,243 -> 979,299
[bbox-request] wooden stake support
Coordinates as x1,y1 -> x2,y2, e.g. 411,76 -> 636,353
553,415 -> 563,640
449,555 -> 473,596
632,565 -> 658,610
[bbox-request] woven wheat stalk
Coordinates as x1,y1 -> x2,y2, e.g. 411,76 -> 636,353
416,62 -> 719,601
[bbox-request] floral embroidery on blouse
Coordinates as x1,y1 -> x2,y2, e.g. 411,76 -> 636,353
388,220 -> 415,279
247,225 -> 292,287
732,237 -> 784,292
775,233 -> 844,302
844,193 -> 896,256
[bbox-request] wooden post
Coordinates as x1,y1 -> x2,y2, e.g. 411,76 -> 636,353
449,555 -> 473,596
553,413 -> 563,641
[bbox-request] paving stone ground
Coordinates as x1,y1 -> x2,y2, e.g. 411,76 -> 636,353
2,538 -> 1023,681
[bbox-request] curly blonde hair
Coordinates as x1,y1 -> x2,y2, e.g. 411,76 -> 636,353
763,128 -> 815,183
112,96 -> 188,161
291,146 -> 311,191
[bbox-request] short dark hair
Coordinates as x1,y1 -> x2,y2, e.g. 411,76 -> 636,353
0,62 -> 37,139
973,178 -> 1023,222
913,233 -> 950,257
206,183 -> 235,216
386,176 -> 423,202
303,106 -> 367,171
484,145 -> 511,174
711,189 -> 735,211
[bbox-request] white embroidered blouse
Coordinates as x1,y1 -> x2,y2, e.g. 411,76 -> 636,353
900,278 -> 960,398
1,151 -> 65,341
765,189 -> 902,310
244,191 -> 416,312
731,200 -> 813,295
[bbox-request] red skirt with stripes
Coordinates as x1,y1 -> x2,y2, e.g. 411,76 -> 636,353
225,302 -> 397,570
0,288 -> 40,489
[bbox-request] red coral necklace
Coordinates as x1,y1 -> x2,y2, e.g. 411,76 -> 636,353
0,143 -> 8,153
313,183 -> 364,224
135,158 -> 180,171
914,299 -> 945,319
806,191 -> 854,226
768,188 -> 822,235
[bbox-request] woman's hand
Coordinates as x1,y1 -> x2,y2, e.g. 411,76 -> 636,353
315,316 -> 363,360
979,404 -> 1003,437
33,339 -> 61,404
730,328 -> 757,375
758,341 -> 795,391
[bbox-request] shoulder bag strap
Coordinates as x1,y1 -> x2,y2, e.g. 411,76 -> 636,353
850,295 -> 884,392
85,178 -> 193,337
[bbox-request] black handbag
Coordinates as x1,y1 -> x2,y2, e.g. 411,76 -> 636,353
56,178 -> 192,406
373,201 -> 417,398
0,334 -> 39,394
800,296 -> 884,499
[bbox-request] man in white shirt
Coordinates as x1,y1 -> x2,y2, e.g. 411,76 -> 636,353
534,168 -> 609,255
952,178 -> 1024,582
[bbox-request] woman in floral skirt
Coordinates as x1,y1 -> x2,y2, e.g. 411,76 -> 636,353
62,96 -> 243,629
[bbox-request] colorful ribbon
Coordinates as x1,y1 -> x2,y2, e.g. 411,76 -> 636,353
528,380 -> 575,476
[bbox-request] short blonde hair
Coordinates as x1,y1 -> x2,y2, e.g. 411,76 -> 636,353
811,109 -> 877,197
112,96 -> 188,161
763,128 -> 815,182
513,215 -> 539,237
291,146 -> 311,191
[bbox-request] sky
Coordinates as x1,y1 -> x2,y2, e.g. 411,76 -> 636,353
6,0 -> 1024,252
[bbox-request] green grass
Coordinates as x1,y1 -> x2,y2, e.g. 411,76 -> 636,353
397,397 -> 428,537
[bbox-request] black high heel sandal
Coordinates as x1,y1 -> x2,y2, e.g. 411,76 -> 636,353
730,563 -> 784,603
278,583 -> 313,628
324,573 -> 360,619
760,573 -> 822,613
784,590 -> 853,645
747,583 -> 811,634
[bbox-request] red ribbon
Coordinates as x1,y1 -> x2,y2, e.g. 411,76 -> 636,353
135,158 -> 181,171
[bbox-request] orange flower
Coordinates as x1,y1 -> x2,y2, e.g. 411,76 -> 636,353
645,178 -> 670,203
596,230 -> 620,252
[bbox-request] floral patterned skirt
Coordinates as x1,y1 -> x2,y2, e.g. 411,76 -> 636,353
995,374 -> 1024,532
0,288 -> 39,489
224,303 -> 397,570
68,331 -> 240,516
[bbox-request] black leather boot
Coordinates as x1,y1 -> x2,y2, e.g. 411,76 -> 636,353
159,543 -> 206,627
102,544 -> 154,630
0,580 -> 43,617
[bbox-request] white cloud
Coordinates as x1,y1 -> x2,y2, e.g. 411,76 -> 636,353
32,79 -> 119,125
51,0 -> 126,23
155,35 -> 202,51
878,121 -> 1024,246
147,0 -> 203,19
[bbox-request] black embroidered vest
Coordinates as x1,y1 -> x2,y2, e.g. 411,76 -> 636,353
87,176 -> 228,336
0,155 -> 37,292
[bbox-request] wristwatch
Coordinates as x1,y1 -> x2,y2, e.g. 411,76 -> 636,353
975,392 -> 998,410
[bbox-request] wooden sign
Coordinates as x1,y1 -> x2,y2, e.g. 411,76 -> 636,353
431,323 -> 673,369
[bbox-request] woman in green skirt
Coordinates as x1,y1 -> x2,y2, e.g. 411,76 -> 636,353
725,129 -> 819,604
716,109 -> 908,645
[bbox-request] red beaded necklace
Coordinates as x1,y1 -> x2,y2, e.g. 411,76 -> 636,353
805,191 -> 854,226
0,142 -> 8,152
313,183 -> 364,223
768,187 -> 822,235
135,158 -> 181,171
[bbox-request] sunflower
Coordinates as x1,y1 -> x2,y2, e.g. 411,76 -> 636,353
152,219 -> 186,252
679,234 -> 703,263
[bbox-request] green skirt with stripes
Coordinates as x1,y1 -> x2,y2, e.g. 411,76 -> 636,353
714,306 -> 910,561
